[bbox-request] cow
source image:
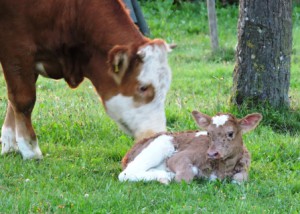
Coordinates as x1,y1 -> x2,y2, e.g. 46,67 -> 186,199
119,111 -> 262,184
0,0 -> 173,160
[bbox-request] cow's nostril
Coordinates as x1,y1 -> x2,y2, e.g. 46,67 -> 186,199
207,151 -> 219,159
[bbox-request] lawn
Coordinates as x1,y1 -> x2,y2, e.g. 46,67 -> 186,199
0,2 -> 299,213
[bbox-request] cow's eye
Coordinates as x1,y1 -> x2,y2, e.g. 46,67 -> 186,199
227,131 -> 234,138
138,85 -> 148,93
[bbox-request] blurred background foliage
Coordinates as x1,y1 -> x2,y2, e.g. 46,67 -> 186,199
140,0 -> 300,7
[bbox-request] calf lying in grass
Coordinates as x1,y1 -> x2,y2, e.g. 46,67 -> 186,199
119,111 -> 262,184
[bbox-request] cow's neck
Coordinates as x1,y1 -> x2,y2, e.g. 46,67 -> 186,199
83,50 -> 117,101
78,0 -> 146,52
79,1 -> 148,101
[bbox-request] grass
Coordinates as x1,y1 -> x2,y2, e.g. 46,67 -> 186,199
0,2 -> 300,213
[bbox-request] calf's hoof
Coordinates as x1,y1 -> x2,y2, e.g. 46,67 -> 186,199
232,172 -> 248,183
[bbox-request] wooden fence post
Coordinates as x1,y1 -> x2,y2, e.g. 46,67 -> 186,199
207,0 -> 219,52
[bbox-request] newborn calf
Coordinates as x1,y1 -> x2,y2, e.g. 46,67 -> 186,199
119,111 -> 262,184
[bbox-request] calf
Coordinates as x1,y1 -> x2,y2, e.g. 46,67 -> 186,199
119,111 -> 262,184
0,0 -> 172,159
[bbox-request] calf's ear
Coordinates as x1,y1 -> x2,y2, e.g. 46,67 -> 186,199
192,110 -> 211,129
108,45 -> 130,85
168,43 -> 177,51
239,113 -> 262,134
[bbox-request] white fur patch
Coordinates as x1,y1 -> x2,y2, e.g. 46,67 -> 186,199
105,94 -> 167,137
209,173 -> 218,181
105,43 -> 171,139
118,135 -> 175,182
137,43 -> 171,93
191,166 -> 199,175
16,136 -> 42,160
17,137 -> 36,159
195,131 -> 208,137
1,126 -> 18,154
212,115 -> 229,127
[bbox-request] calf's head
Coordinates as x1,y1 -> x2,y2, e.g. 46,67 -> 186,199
192,111 -> 262,160
104,39 -> 173,141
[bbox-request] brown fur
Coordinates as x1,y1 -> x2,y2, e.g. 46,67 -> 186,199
0,0 -> 147,111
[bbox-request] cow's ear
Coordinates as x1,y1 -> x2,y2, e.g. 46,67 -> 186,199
239,113 -> 262,134
192,110 -> 211,129
108,46 -> 130,85
168,43 -> 177,51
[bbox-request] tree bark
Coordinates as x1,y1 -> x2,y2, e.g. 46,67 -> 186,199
231,0 -> 292,108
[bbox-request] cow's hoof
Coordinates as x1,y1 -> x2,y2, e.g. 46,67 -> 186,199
22,153 -> 43,160
18,140 -> 43,160
1,129 -> 19,155
1,141 -> 19,155
21,147 -> 43,160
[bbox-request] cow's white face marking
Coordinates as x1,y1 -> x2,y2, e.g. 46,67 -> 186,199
195,131 -> 208,137
212,115 -> 229,127
105,94 -> 167,137
105,43 -> 171,139
118,135 -> 175,182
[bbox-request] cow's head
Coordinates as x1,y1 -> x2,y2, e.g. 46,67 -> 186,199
192,111 -> 262,160
104,39 -> 173,141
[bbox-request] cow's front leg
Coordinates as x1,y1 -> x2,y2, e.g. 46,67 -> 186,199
14,108 -> 42,160
1,102 -> 19,154
1,58 -> 42,160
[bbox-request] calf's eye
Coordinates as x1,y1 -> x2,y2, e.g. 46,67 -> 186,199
228,131 -> 234,138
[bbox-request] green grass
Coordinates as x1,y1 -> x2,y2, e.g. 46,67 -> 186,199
0,2 -> 300,213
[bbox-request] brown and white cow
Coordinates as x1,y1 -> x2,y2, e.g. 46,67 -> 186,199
119,111 -> 262,184
0,0 -> 173,159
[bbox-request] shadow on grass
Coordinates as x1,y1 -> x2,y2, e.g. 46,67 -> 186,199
263,109 -> 300,134
230,105 -> 300,135
204,47 -> 236,63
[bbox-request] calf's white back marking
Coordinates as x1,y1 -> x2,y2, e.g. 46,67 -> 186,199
195,131 -> 208,137
118,135 -> 175,182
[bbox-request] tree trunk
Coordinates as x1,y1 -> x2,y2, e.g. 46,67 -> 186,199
207,0 -> 219,52
231,0 -> 292,108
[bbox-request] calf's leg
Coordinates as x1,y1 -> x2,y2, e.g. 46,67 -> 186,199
232,147 -> 251,183
167,155 -> 196,183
